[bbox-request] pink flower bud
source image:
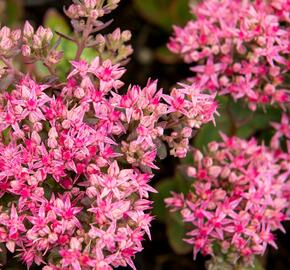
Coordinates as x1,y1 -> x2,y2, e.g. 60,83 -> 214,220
121,30 -> 131,41
111,28 -> 121,41
203,157 -> 213,168
0,26 -> 10,38
44,29 -> 53,42
0,37 -> 12,50
33,122 -> 43,132
74,87 -> 85,99
209,165 -> 222,177
194,150 -> 203,162
23,21 -> 34,37
181,127 -> 192,138
176,147 -> 187,158
84,0 -> 97,9
48,138 -> 58,148
36,26 -> 46,38
221,167 -> 230,178
21,45 -> 31,57
187,166 -> 197,177
11,29 -> 21,41
208,141 -> 219,152
31,131 -> 41,145
48,233 -> 58,244
32,35 -> 42,49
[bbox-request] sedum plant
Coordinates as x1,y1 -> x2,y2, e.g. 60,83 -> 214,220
165,0 -> 290,269
166,116 -> 290,268
168,0 -> 289,111
0,0 -> 217,269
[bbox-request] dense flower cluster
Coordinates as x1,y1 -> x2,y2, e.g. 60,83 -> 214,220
166,117 -> 290,266
0,1 -> 217,269
0,1 -> 132,81
168,0 -> 290,110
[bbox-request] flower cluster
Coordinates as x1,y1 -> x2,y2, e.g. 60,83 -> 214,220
166,121 -> 290,266
168,0 -> 290,110
0,1 -> 217,269
65,0 -> 121,20
0,26 -> 21,57
94,28 -> 133,64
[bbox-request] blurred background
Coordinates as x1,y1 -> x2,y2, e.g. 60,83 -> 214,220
0,0 -> 289,269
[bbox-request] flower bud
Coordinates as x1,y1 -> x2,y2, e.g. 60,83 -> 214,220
0,26 -> 11,37
23,21 -> 34,38
36,26 -> 46,39
203,157 -> 213,167
0,37 -> 12,50
209,165 -> 222,178
32,35 -> 42,49
21,44 -> 31,57
85,0 -> 97,9
31,131 -> 41,145
44,29 -> 53,42
111,28 -> 121,41
194,150 -> 203,162
74,87 -> 85,99
121,30 -> 131,41
11,29 -> 21,41
70,237 -> 81,250
187,166 -> 197,177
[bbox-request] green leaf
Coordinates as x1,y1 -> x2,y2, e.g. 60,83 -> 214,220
166,212 -> 192,255
194,97 -> 282,149
82,48 -> 98,62
133,0 -> 192,32
152,173 -> 190,222
44,9 -> 70,35
152,178 -> 176,222
194,97 -> 231,148
35,61 -> 50,78
6,0 -> 23,26
229,101 -> 281,139
2,127 -> 11,145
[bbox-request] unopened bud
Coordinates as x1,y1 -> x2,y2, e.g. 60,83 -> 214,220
21,45 -> 31,57
121,30 -> 131,41
187,166 -> 197,177
194,150 -> 203,162
84,0 -> 97,9
11,29 -> 21,41
23,21 -> 34,38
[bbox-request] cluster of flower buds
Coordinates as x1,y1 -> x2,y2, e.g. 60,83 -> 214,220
65,0 -> 120,20
166,115 -> 290,266
63,0 -> 133,65
21,21 -> 64,68
22,22 -> 53,55
168,0 -> 290,110
94,28 -> 133,64
0,26 -> 21,57
0,1 -> 217,269
0,21 -> 63,81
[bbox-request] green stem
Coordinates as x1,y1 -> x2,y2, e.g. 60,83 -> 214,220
75,17 -> 92,61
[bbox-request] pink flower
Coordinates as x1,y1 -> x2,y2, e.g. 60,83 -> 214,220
168,0 -> 290,109
0,1 -> 218,268
166,131 -> 290,265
